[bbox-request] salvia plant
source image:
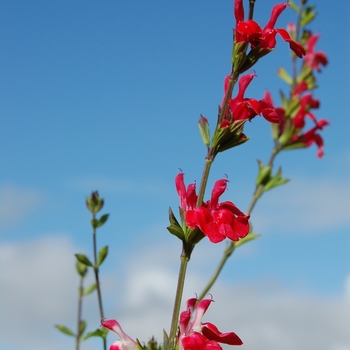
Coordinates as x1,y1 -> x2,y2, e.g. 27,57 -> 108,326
55,0 -> 329,349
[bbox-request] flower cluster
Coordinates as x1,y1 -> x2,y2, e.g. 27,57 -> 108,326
176,173 -> 250,243
222,73 -> 280,124
179,297 -> 243,350
266,32 -> 329,158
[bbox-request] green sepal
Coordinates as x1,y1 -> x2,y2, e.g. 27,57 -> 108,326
256,160 -> 272,186
86,192 -> 104,215
75,253 -> 93,267
97,245 -> 108,266
198,115 -> 210,147
232,41 -> 248,73
76,261 -> 88,277
212,119 -> 249,154
55,324 -> 75,337
91,214 -> 109,229
136,339 -> 147,350
300,5 -> 316,27
235,232 -> 260,248
277,67 -> 293,85
82,327 -> 108,341
145,336 -> 162,350
264,167 -> 289,191
288,1 -> 299,12
167,207 -> 185,240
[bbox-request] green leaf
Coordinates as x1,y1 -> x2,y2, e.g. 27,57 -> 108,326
277,67 -> 293,85
83,283 -> 97,296
264,167 -> 290,191
79,320 -> 86,337
75,254 -> 93,267
82,327 -> 108,341
76,261 -> 88,277
167,207 -> 185,240
98,214 -> 109,227
198,115 -> 210,147
55,324 -> 75,337
289,1 -> 299,12
235,232 -> 260,247
97,245 -> 108,266
255,160 -> 272,186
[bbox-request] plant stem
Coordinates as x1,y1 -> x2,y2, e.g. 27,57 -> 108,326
248,0 -> 256,20
198,145 -> 281,300
76,276 -> 84,350
92,214 -> 106,350
168,256 -> 189,350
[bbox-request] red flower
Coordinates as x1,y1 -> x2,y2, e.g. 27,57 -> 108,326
176,173 -> 250,243
224,74 -> 280,123
101,319 -> 137,350
234,0 -> 305,57
292,118 -> 329,158
304,34 -> 328,72
179,297 -> 243,350
265,91 -> 329,158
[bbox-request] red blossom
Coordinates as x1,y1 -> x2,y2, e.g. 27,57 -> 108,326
304,34 -> 328,72
179,297 -> 243,350
176,173 -> 250,243
101,319 -> 137,350
223,74 -> 280,123
234,0 -> 305,57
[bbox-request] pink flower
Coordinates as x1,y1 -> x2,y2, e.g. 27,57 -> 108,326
101,319 -> 137,350
304,34 -> 328,72
224,74 -> 280,123
176,173 -> 250,243
179,297 -> 243,350
234,0 -> 305,57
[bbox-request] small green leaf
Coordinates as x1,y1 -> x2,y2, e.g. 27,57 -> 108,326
84,283 -> 97,296
97,246 -> 108,266
79,320 -> 86,337
198,115 -> 210,147
277,67 -> 293,85
82,327 -> 108,340
98,214 -> 109,227
235,232 -> 260,247
55,324 -> 75,337
167,207 -> 185,240
76,261 -> 88,277
264,167 -> 290,191
288,1 -> 299,12
75,254 -> 93,267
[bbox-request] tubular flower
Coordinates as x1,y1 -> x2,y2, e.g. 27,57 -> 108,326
101,319 -> 137,350
179,297 -> 243,350
304,34 -> 328,72
223,74 -> 280,123
265,91 -> 329,158
234,0 -> 305,57
176,173 -> 250,243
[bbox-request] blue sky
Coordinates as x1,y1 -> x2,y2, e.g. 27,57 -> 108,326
1,1 -> 350,350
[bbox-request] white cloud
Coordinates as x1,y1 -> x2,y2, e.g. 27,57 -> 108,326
253,177 -> 350,234
0,184 -> 45,230
1,237 -> 349,350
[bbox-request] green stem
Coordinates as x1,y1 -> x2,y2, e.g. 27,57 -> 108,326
168,255 -> 189,350
196,159 -> 213,207
198,145 -> 281,300
76,276 -> 84,350
92,215 -> 106,350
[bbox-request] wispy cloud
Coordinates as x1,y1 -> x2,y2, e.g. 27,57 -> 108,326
1,236 -> 349,350
253,176 -> 350,234
0,184 -> 45,230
